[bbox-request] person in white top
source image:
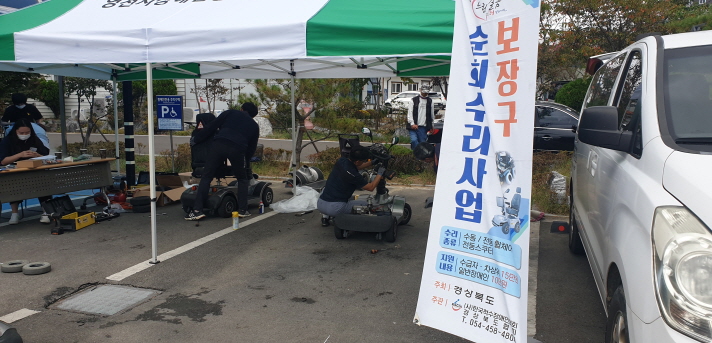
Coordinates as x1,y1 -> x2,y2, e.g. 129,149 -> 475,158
406,86 -> 435,150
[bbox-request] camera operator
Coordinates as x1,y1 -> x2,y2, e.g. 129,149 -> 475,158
317,145 -> 385,226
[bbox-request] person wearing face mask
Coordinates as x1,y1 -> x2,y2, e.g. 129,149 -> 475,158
406,86 -> 435,150
2,93 -> 44,126
0,118 -> 51,225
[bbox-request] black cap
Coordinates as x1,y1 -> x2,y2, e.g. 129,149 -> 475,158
241,102 -> 258,117
349,145 -> 371,162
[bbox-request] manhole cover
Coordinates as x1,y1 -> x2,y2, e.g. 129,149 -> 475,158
54,285 -> 160,316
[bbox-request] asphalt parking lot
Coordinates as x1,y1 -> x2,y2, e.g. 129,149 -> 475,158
1,186 -> 492,343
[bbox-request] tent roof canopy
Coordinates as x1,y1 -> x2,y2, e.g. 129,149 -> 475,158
0,0 -> 455,80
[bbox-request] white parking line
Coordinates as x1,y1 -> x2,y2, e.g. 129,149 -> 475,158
0,308 -> 40,323
106,211 -> 278,281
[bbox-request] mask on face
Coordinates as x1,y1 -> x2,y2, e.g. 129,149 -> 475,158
17,134 -> 30,141
15,104 -> 26,109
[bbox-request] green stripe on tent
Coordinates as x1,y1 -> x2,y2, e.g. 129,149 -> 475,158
307,0 -> 455,58
0,0 -> 83,61
115,63 -> 202,81
397,56 -> 451,77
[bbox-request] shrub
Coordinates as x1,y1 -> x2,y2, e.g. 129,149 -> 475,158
555,77 -> 591,112
64,141 -> 126,159
156,143 -> 191,173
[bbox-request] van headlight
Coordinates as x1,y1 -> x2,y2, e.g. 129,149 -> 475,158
653,206 -> 712,341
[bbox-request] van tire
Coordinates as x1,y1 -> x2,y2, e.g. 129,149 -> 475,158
605,286 -> 629,343
569,202 -> 585,255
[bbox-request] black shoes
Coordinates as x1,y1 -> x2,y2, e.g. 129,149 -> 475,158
321,216 -> 331,227
185,210 -> 206,221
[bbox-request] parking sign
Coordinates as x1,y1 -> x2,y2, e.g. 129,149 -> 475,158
157,95 -> 183,130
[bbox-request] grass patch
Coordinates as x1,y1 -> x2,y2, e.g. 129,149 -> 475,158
531,151 -> 572,215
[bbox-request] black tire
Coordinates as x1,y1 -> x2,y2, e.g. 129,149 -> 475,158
569,202 -> 585,254
22,262 -> 51,275
132,204 -> 151,213
314,168 -> 324,180
217,196 -> 237,218
262,187 -> 274,206
334,224 -> 346,239
1,260 -> 29,273
130,196 -> 151,207
399,203 -> 412,225
384,218 -> 398,243
605,286 -> 630,343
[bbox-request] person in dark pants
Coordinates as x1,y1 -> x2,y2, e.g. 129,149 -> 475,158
406,86 -> 434,150
0,118 -> 52,224
2,93 -> 44,126
317,145 -> 386,226
185,103 -> 260,221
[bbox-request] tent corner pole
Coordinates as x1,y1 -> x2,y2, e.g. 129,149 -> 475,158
147,63 -> 159,265
57,76 -> 67,155
290,61 -> 297,195
112,80 -> 120,173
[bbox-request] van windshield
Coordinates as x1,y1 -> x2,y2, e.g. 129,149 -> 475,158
663,45 -> 712,149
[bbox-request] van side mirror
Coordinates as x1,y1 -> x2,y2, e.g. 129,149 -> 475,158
578,106 -> 632,152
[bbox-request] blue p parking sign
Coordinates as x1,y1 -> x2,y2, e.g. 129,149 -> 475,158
157,96 -> 183,130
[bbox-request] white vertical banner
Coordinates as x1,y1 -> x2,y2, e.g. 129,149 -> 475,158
414,1 -> 540,342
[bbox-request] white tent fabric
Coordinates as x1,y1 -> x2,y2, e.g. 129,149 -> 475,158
0,0 -> 456,262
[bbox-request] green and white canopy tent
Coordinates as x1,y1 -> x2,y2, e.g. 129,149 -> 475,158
0,0 -> 456,262
0,0 -> 454,79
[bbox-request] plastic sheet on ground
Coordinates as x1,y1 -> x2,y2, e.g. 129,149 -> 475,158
271,186 -> 319,213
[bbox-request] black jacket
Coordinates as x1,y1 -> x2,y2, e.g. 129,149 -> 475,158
409,96 -> 434,130
194,110 -> 259,159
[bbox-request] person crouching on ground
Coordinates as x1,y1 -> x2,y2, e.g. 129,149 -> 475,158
317,145 -> 386,226
185,103 -> 260,221
0,118 -> 52,224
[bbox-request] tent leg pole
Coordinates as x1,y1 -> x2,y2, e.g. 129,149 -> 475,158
58,76 -> 67,156
290,61 -> 297,195
113,80 -> 120,173
147,63 -> 159,265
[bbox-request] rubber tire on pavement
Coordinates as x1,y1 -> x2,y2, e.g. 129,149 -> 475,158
22,262 -> 51,275
262,187 -> 274,206
334,224 -> 346,240
217,196 -> 237,218
399,203 -> 412,225
605,286 -> 630,343
130,196 -> 151,207
1,260 -> 29,273
384,217 -> 398,243
569,201 -> 585,254
132,204 -> 151,213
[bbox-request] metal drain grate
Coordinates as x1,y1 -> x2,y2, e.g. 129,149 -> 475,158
54,285 -> 160,316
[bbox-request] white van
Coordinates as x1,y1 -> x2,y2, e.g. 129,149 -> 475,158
570,31 -> 712,342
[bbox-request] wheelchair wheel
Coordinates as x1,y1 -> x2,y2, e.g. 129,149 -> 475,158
217,196 -> 237,218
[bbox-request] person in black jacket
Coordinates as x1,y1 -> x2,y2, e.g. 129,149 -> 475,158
0,118 -> 52,224
185,103 -> 260,221
2,93 -> 44,125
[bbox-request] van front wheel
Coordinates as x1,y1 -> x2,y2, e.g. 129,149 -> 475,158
568,202 -> 584,254
605,286 -> 630,343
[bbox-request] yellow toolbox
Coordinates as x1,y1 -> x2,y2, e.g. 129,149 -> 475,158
60,212 -> 96,231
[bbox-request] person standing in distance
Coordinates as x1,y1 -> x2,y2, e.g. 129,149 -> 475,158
2,93 -> 44,126
406,86 -> 435,150
185,102 -> 260,221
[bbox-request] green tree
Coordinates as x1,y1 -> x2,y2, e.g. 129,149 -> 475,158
555,77 -> 592,112
32,79 -> 61,118
251,78 -> 368,167
538,0 -> 684,97
64,77 -> 112,147
191,79 -> 238,114
0,71 -> 43,106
